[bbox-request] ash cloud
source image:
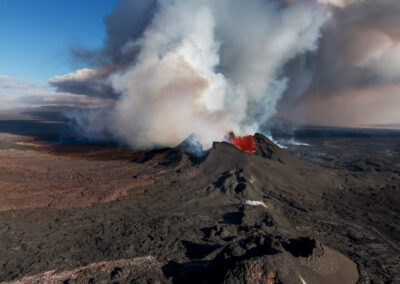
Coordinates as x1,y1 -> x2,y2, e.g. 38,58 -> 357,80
274,0 -> 400,127
56,0 -> 325,149
303,0 -> 400,96
52,0 -> 400,147
50,0 -> 158,99
72,0 -> 157,67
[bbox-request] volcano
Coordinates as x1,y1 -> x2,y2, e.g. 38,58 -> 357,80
1,132 -> 399,283
0,134 -> 359,283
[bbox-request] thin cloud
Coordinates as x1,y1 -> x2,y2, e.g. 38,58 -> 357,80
0,76 -> 112,110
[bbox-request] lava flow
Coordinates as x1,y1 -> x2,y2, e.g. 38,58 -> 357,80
228,132 -> 256,153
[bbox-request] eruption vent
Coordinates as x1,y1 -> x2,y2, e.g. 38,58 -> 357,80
228,132 -> 256,154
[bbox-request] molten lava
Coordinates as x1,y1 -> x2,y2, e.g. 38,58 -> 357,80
228,132 -> 256,153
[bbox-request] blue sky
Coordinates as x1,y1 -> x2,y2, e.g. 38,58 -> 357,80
0,0 -> 118,83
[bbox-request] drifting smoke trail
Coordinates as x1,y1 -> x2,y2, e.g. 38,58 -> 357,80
72,0 -> 326,149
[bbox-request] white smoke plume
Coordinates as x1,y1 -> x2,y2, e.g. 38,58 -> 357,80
316,0 -> 359,7
66,0 -> 326,149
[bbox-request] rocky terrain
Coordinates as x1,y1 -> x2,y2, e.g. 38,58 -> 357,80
0,127 -> 399,283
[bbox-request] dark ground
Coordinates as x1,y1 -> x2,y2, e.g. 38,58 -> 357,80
0,108 -> 399,283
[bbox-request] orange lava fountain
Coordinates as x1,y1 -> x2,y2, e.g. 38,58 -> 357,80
228,132 -> 256,153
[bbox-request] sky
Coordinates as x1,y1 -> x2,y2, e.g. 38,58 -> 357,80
0,0 -> 117,83
0,0 -> 400,147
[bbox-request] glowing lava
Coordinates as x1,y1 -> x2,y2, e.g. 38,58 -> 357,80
228,132 -> 256,154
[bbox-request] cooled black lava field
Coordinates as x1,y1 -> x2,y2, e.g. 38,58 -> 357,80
0,124 -> 399,283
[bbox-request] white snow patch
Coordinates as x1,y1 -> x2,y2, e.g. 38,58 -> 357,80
245,200 -> 263,206
245,200 -> 269,208
298,274 -> 307,284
